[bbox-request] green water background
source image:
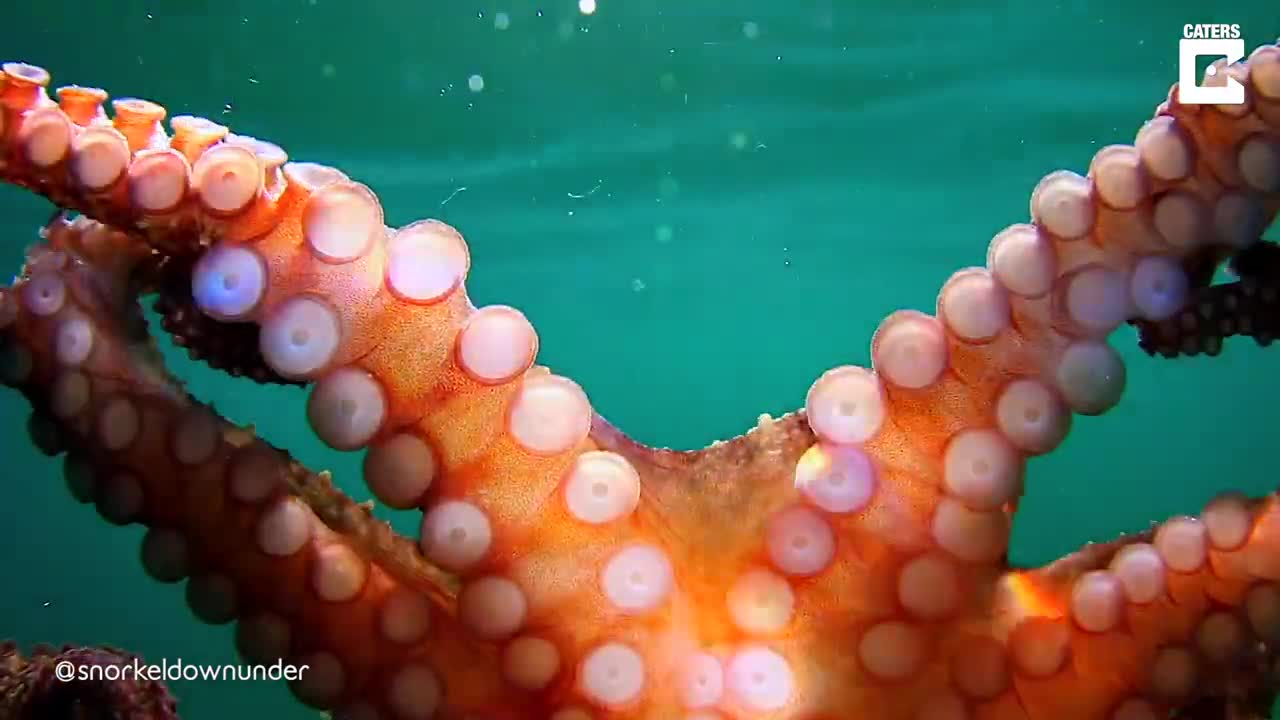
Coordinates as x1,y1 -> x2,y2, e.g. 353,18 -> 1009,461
1,1 -> 1278,718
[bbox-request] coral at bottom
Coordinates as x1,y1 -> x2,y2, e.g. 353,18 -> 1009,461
0,640 -> 179,720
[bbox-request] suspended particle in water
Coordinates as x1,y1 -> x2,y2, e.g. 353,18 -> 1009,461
631,278 -> 646,292
730,131 -> 749,150
495,11 -> 510,30
655,225 -> 673,244
579,0 -> 597,14
321,63 -> 336,78
468,74 -> 485,92
743,21 -> 760,39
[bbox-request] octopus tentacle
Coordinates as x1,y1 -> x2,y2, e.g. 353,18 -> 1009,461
991,497 -> 1280,719
0,40 -> 1277,720
0,216 -> 504,717
1132,239 -> 1280,357
149,250 -> 305,386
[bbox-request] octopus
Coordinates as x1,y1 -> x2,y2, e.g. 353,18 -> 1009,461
0,641 -> 179,720
0,37 -> 1279,720
1131,238 -> 1280,357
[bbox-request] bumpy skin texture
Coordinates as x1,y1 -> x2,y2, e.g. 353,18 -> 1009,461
148,250 -> 305,386
1,42 -> 1280,720
0,640 -> 180,720
1132,239 -> 1280,357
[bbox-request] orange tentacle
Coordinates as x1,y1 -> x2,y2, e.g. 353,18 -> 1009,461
989,494 -> 1280,720
0,41 -> 1277,720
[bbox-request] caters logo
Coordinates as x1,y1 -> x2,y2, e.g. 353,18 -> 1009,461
1179,24 -> 1245,105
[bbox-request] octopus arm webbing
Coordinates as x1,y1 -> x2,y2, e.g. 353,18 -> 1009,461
0,43 -> 1279,720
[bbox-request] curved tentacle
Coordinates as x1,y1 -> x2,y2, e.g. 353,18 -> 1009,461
1132,239 -> 1280,357
0,40 -> 1277,720
148,248 -> 305,386
988,500 -> 1280,720
0,216 -> 508,718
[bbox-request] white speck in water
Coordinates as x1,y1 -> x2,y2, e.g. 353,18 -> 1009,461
743,21 -> 759,39
632,278 -> 646,292
439,187 -> 467,207
567,182 -> 602,199
468,74 -> 485,92
579,0 -> 596,14
655,225 -> 673,243
495,11 -> 510,30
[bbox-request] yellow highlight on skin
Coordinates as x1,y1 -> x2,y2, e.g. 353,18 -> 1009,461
792,444 -> 829,493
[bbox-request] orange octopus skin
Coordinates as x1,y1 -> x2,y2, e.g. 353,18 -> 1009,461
1,41 -> 1280,720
